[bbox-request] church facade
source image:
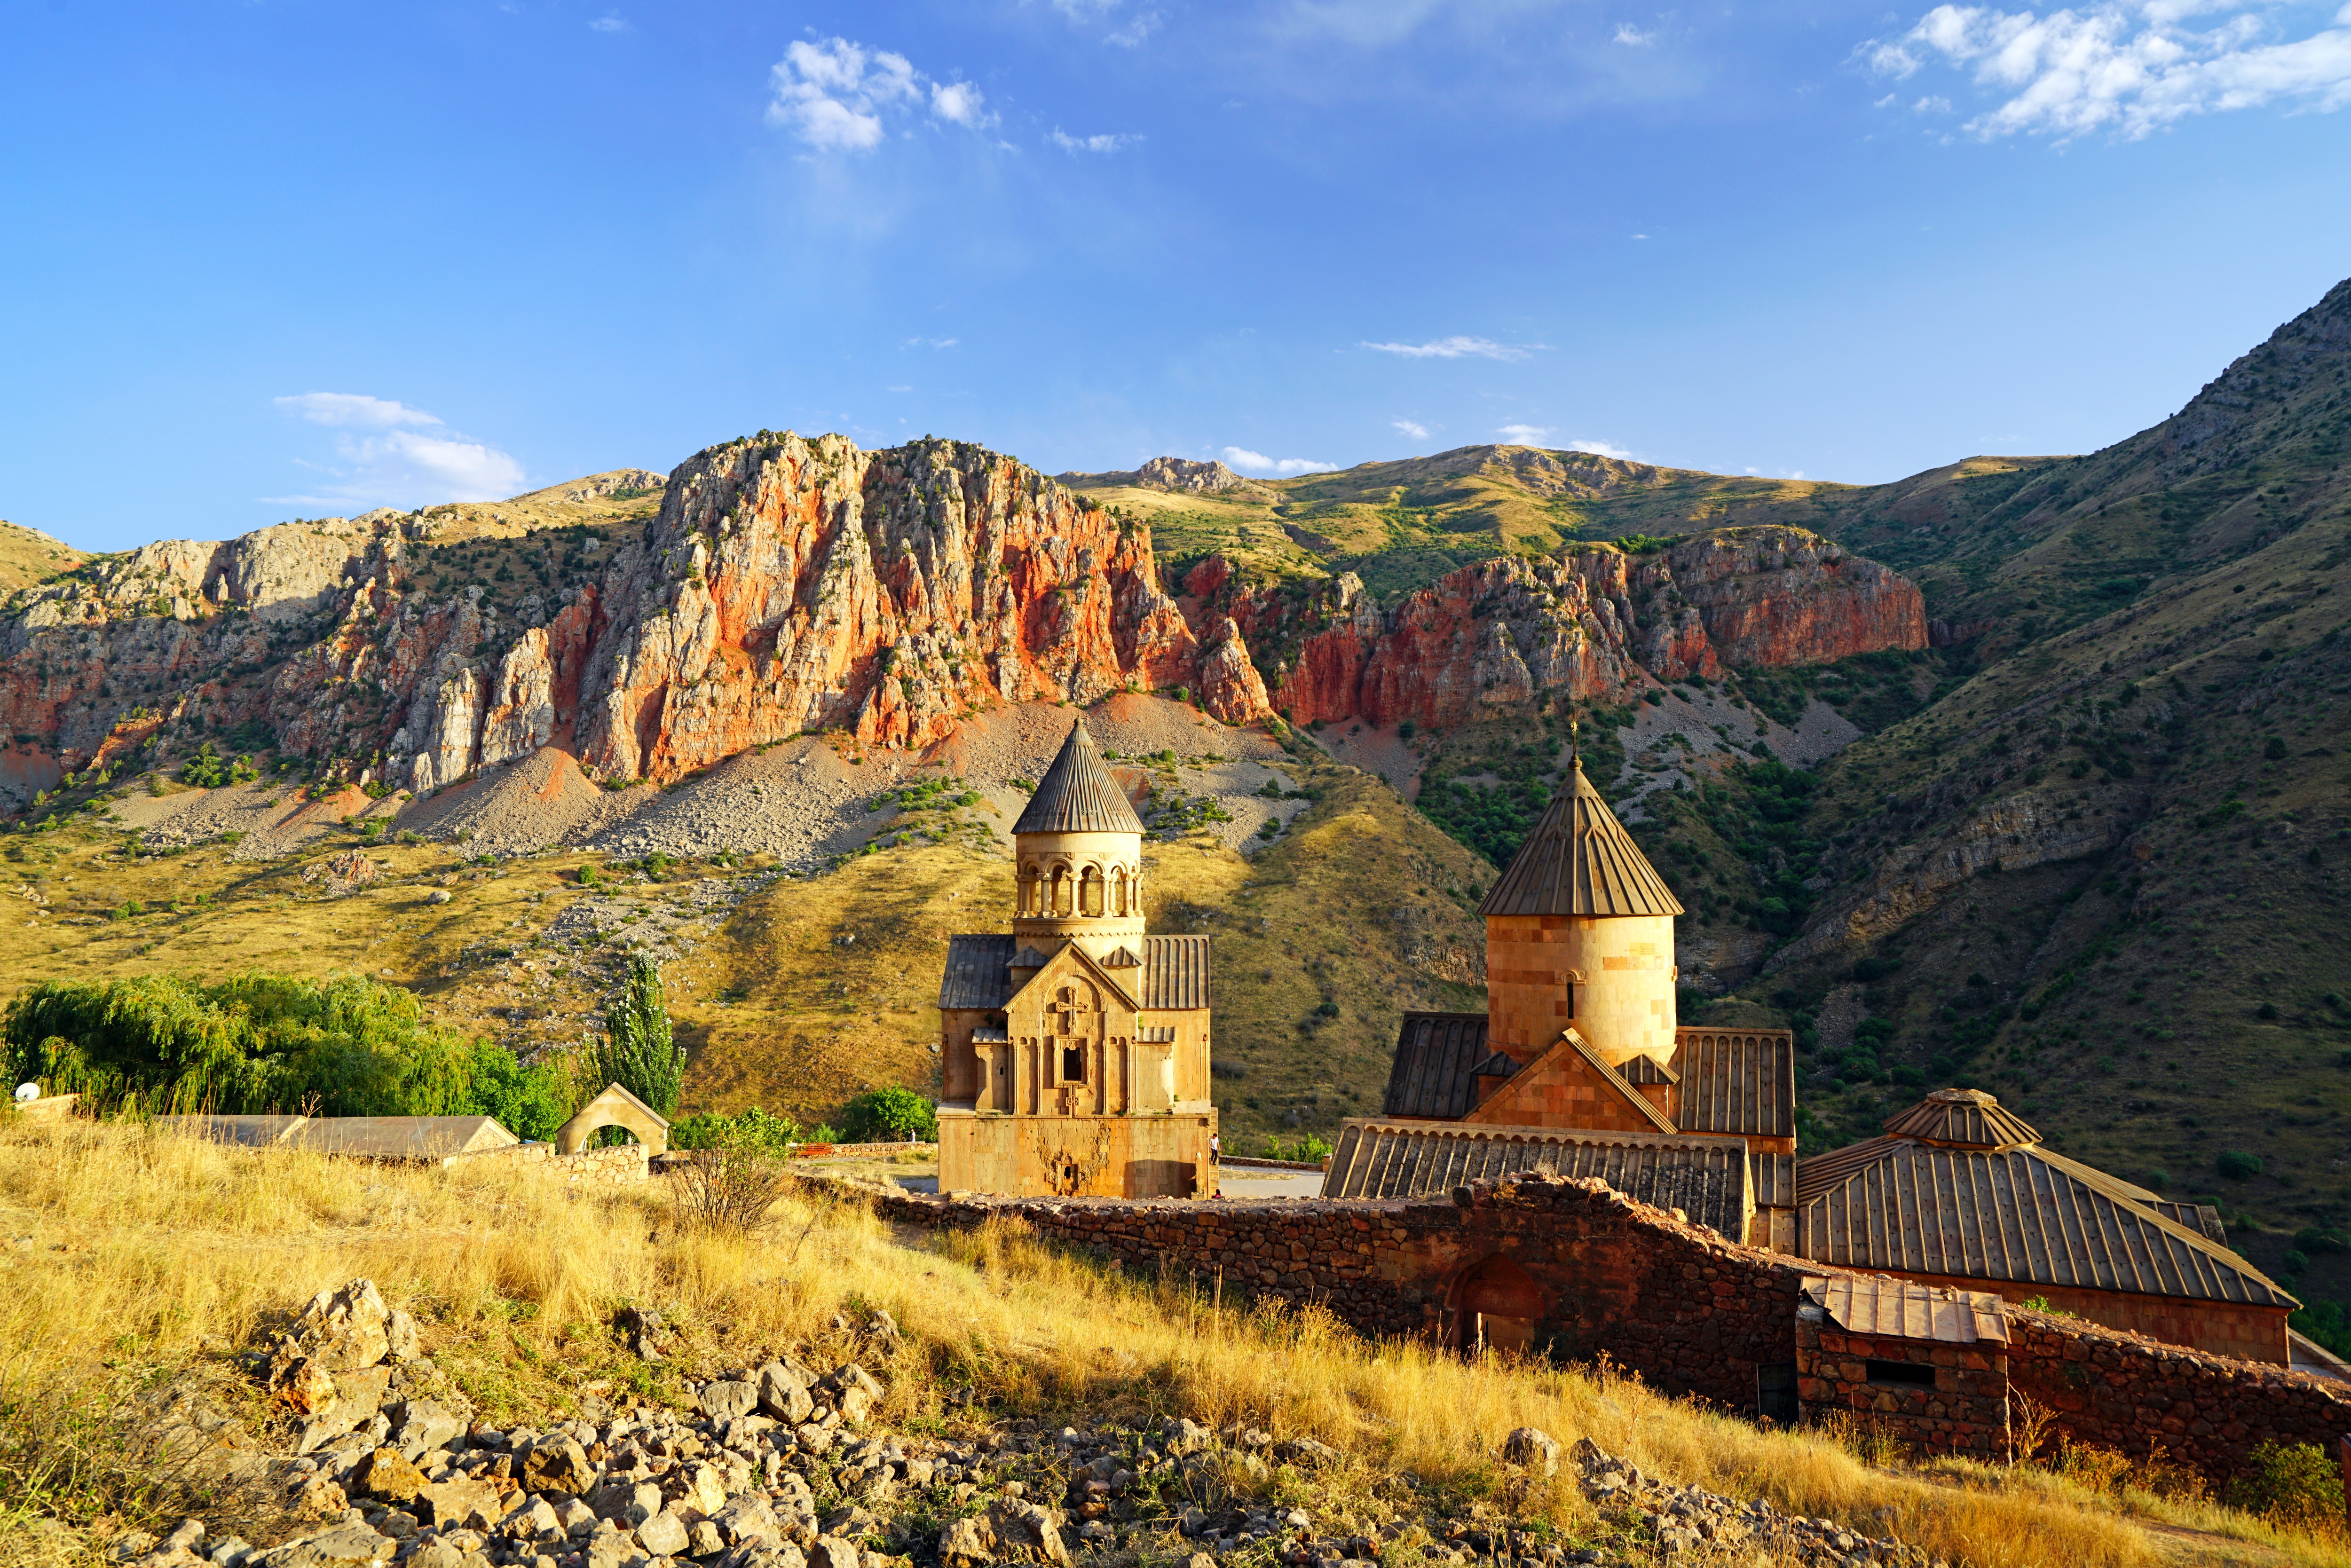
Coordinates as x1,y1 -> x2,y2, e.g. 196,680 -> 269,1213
934,721 -> 1218,1199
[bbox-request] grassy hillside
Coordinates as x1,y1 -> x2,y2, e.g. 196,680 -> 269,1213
0,518 -> 85,596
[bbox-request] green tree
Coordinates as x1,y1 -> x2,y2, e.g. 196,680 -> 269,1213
840,1086 -> 937,1142
590,952 -> 682,1117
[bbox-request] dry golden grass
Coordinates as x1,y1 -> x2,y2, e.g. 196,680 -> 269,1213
4,1118 -> 2345,1567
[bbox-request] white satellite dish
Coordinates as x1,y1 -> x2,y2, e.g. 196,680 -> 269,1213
13,1083 -> 39,1104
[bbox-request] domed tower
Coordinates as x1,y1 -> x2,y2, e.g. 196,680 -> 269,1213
1010,719 -> 1148,963
1477,754 -> 1683,1071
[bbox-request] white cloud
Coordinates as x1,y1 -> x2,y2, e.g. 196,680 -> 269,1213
1631,231 -> 1650,238
766,37 -> 993,151
1049,127 -> 1141,151
588,12 -> 629,32
1496,424 -> 1553,445
1223,446 -> 1338,476
1614,22 -> 1655,44
275,392 -> 442,430
1106,10 -> 1164,45
1361,335 -> 1534,360
270,393 -> 525,508
1866,2 -> 2351,140
930,80 -> 988,126
1392,418 -> 1430,439
1569,437 -> 1636,459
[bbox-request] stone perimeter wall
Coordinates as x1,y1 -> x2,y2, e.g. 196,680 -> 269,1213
827,1173 -> 2351,1482
482,1142 -> 649,1186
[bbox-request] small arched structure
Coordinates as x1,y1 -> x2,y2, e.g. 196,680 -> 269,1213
1446,1253 -> 1548,1355
555,1081 -> 671,1156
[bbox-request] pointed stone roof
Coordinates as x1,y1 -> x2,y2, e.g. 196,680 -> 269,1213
1013,719 -> 1146,836
1883,1087 -> 2041,1151
1477,758 -> 1683,918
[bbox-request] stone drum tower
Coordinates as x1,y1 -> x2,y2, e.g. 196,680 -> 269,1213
934,719 -> 1218,1198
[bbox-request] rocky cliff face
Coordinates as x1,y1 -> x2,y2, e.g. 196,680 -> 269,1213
0,441 -> 1927,808
1195,527 -> 1926,731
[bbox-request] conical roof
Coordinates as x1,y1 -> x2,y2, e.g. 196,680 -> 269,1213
1477,758 -> 1683,918
1883,1087 -> 2041,1150
1013,719 -> 1145,835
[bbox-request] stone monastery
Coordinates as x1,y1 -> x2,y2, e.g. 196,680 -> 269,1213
935,720 -> 1217,1199
936,723 -> 2316,1371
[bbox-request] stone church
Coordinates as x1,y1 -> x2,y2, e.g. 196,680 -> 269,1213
934,720 -> 1218,1198
1324,754 -> 2306,1367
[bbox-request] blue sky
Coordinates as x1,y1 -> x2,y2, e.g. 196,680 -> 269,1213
5,1 -> 2350,550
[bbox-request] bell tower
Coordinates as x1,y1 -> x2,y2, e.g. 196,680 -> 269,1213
1009,719 -> 1148,962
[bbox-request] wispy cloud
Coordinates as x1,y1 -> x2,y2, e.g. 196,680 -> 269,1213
1362,335 -> 1536,360
1569,437 -> 1636,459
1496,424 -> 1552,445
1865,1 -> 2351,141
766,37 -> 995,151
269,393 -> 524,508
903,336 -> 960,348
1392,418 -> 1430,439
587,12 -> 630,33
1224,446 -> 1337,477
1106,10 -> 1164,45
1614,22 -> 1655,44
1049,128 -> 1141,152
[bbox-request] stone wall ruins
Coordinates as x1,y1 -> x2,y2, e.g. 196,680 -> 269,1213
828,1173 -> 2351,1482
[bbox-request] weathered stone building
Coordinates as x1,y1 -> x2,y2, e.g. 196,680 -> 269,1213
1329,751 -> 2307,1367
935,721 -> 1217,1198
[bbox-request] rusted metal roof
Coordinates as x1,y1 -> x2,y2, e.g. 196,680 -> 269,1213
1802,1276 -> 2010,1345
1795,1138 -> 2295,1308
1381,1011 -> 1490,1119
1882,1087 -> 2041,1150
1476,759 -> 1683,919
1140,936 -> 1210,1009
1319,1118 -> 1750,1237
939,934 -> 1016,1009
1671,1028 -> 1795,1138
1013,720 -> 1146,836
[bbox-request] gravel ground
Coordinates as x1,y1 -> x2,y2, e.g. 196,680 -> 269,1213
111,780 -> 393,859
1308,722 -> 1425,800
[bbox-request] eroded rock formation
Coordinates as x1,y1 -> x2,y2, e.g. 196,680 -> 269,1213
0,440 -> 1927,806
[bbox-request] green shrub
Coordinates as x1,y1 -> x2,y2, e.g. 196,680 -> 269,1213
2294,1226 -> 2351,1253
2225,1441 -> 2344,1531
2216,1150 -> 2263,1181
839,1086 -> 936,1143
672,1104 -> 798,1153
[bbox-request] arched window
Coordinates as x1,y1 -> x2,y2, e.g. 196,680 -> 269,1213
1109,865 -> 1128,916
1049,866 -> 1072,918
1080,865 -> 1104,918
1018,864 -> 1041,917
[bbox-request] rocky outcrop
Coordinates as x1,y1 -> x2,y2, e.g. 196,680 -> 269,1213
0,442 -> 1926,809
1202,527 -> 1926,731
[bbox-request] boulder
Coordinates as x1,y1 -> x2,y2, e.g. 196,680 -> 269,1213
937,1516 -> 994,1567
669,1460 -> 728,1519
415,1479 -> 501,1532
807,1537 -> 860,1568
714,1495 -> 784,1550
270,1282 -> 393,1383
520,1435 -> 596,1496
1502,1427 -> 1560,1477
757,1363 -> 814,1425
826,1365 -> 883,1425
388,1400 -> 463,1459
249,1522 -> 392,1567
634,1510 -> 690,1558
352,1448 -> 427,1504
592,1479 -> 664,1526
949,1502 -> 1072,1568
499,1496 -> 562,1543
697,1380 -> 759,1422
384,1310 -> 420,1364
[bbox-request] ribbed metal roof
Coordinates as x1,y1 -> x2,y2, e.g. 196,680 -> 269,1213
939,934 -> 1017,1009
1013,720 -> 1146,835
1802,1276 -> 2010,1345
1318,1118 -> 1749,1237
1882,1087 -> 2041,1150
1794,1138 -> 2295,1308
1140,936 -> 1211,1009
1619,1055 -> 1680,1086
289,1116 -> 516,1158
1477,759 -> 1683,918
1671,1028 -> 1796,1139
1752,1152 -> 1795,1208
1381,1012 -> 1491,1119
